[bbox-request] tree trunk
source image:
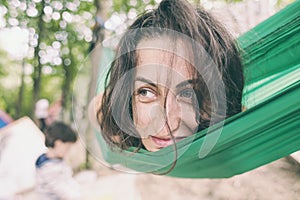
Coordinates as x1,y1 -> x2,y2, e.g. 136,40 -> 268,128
82,0 -> 108,169
61,45 -> 75,122
15,59 -> 26,118
31,0 -> 45,117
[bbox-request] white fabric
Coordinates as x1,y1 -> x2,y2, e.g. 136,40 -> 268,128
35,158 -> 82,200
0,117 -> 45,198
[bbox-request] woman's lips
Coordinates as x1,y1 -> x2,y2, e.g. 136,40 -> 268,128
150,136 -> 186,148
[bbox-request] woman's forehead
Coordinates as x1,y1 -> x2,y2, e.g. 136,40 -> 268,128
136,48 -> 194,76
137,49 -> 190,68
136,37 -> 192,59
135,50 -> 195,88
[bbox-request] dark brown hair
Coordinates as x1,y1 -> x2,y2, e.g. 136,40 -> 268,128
45,122 -> 77,148
98,0 -> 244,150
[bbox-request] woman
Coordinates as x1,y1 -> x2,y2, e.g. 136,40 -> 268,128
97,0 -> 244,152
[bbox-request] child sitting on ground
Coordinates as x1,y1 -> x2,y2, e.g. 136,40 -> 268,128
35,122 -> 82,200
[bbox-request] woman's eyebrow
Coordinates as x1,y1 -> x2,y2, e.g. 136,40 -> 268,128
135,77 -> 198,89
176,79 -> 197,89
135,77 -> 157,87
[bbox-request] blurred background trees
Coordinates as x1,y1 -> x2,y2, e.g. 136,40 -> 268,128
0,0 -> 95,120
0,0 -> 295,121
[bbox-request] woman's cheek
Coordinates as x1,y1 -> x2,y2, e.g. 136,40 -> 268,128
181,103 -> 199,132
134,103 -> 166,138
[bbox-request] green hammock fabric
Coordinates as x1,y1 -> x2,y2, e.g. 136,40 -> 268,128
96,1 -> 300,178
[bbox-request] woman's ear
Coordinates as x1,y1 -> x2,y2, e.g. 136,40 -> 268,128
88,94 -> 103,132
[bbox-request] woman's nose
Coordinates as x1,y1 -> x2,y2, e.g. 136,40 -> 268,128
165,92 -> 181,132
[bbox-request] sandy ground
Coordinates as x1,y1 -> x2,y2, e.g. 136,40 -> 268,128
135,157 -> 300,200
16,137 -> 300,200
22,156 -> 300,200
90,157 -> 300,200
6,135 -> 296,200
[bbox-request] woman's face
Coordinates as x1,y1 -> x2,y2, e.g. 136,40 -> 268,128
133,39 -> 199,152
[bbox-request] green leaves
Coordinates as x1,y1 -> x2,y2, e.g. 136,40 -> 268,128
0,0 -> 95,118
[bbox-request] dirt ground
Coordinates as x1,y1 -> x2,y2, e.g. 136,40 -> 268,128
22,141 -> 300,200
77,156 -> 300,200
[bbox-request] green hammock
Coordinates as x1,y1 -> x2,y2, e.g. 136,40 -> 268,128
95,1 -> 300,178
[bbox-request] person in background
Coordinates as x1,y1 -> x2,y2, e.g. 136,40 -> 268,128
35,122 -> 82,200
34,99 -> 49,132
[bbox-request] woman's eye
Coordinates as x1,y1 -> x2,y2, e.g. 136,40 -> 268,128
179,88 -> 194,98
136,88 -> 157,102
177,88 -> 195,103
